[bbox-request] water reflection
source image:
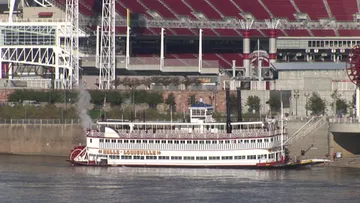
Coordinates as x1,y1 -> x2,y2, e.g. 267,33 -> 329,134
0,155 -> 360,203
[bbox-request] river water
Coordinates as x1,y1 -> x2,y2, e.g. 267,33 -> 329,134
0,155 -> 359,203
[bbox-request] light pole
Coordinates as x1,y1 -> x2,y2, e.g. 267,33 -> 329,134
304,92 -> 310,116
294,90 -> 300,116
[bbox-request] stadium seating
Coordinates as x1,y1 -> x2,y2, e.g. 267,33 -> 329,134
232,0 -> 270,20
121,0 -> 151,18
294,0 -> 328,20
208,0 -> 243,19
185,0 -> 222,19
162,0 -> 196,19
327,0 -> 358,21
338,30 -> 360,36
311,30 -> 336,37
284,29 -> 310,37
213,29 -> 240,36
262,0 -> 296,20
141,0 -> 176,18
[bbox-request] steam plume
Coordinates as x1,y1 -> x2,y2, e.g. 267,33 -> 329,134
76,81 -> 93,132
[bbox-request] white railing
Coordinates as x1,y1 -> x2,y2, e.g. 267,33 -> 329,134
99,140 -> 281,151
285,116 -> 327,146
114,130 -> 282,139
329,117 -> 359,123
0,119 -> 82,124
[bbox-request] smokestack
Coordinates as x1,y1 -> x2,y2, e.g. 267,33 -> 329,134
237,87 -> 242,122
226,88 -> 232,133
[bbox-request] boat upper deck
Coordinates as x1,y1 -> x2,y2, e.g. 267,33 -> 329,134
91,120 -> 286,140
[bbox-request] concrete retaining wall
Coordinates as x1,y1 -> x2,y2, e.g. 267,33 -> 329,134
0,124 -> 84,156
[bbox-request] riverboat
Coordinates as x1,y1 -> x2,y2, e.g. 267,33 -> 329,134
68,89 -> 311,169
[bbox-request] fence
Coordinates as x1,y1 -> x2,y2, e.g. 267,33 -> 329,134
0,119 -> 83,125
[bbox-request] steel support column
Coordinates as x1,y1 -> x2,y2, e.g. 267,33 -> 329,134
65,0 -> 80,89
99,0 -> 116,89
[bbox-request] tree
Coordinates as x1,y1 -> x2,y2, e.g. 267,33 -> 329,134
112,77 -> 122,89
145,92 -> 163,108
165,93 -> 176,111
181,77 -> 193,90
336,98 -> 348,115
267,94 -> 281,113
188,94 -> 196,105
142,77 -> 153,89
306,92 -> 326,115
246,95 -> 261,113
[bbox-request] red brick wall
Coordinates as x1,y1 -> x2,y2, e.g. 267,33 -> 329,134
0,89 -> 14,102
163,90 -> 238,112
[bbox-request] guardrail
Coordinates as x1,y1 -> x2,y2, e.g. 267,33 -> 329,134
0,119 -> 83,125
329,117 -> 359,123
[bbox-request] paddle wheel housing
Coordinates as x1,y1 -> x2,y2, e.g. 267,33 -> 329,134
346,45 -> 360,86
69,145 -> 86,161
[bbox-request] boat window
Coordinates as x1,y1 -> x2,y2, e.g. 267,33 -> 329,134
219,140 -> 224,144
159,156 -> 170,160
199,141 -> 205,144
117,140 -> 122,143
244,140 -> 249,143
99,139 -> 104,143
146,156 -> 157,160
174,140 -> 180,144
209,156 -> 220,160
257,139 -> 263,143
130,140 -> 135,143
238,140 -> 243,143
168,140 -> 173,144
124,140 -> 129,143
161,140 -> 166,144
149,140 -> 154,143
206,140 -> 211,144
187,140 -> 192,144
105,139 -> 110,143
251,140 -> 256,143
184,156 -> 195,160
155,140 -> 160,144
180,140 -> 185,144
111,140 -> 116,143
134,156 -> 145,160
90,139 -> 92,143
196,156 -> 207,160
225,140 -> 230,144
234,156 -> 245,160
247,155 -> 256,159
136,140 -> 141,143
142,140 -> 147,144
270,138 -> 274,142
212,140 -> 217,144
121,155 -> 132,159
171,156 -> 182,160
221,156 -> 233,160
264,139 -> 269,143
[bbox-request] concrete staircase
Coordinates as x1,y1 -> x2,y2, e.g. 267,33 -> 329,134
285,116 -> 327,146
286,116 -> 329,159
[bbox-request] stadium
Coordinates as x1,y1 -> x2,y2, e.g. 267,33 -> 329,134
0,0 -> 359,116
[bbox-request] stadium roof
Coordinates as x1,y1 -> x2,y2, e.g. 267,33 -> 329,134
274,62 -> 346,70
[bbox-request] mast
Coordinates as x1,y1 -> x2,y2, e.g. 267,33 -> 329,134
280,90 -> 284,163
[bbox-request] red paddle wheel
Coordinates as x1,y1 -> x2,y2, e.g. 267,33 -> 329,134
69,145 -> 86,161
346,45 -> 360,86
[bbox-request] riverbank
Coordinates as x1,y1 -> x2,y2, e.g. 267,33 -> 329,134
326,157 -> 360,168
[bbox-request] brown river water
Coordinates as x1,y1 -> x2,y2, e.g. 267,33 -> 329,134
0,155 -> 359,203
